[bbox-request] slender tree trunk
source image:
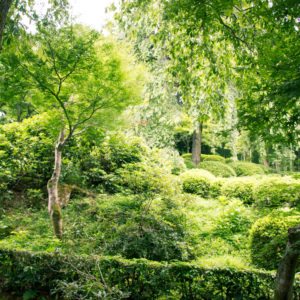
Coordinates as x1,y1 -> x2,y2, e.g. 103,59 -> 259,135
47,128 -> 65,239
192,121 -> 202,167
0,0 -> 13,50
274,225 -> 300,300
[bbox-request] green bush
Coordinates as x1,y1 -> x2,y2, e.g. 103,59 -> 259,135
200,161 -> 236,178
117,162 -> 180,195
180,169 -> 215,197
229,161 -> 265,176
1,249 -> 298,299
25,189 -> 46,208
221,177 -> 258,204
253,177 -> 300,207
202,154 -> 225,163
214,200 -> 252,243
249,212 -> 300,270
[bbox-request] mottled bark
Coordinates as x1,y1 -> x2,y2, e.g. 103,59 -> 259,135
47,128 -> 65,239
58,183 -> 73,207
274,225 -> 300,300
192,121 -> 202,167
0,0 -> 13,50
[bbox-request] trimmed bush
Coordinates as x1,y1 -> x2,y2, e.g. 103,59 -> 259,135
249,212 -> 300,270
229,161 -> 265,176
117,162 -> 180,195
180,169 -> 215,197
254,177 -> 300,208
221,177 -> 258,205
200,161 -> 236,178
1,249 -> 299,299
202,154 -> 225,163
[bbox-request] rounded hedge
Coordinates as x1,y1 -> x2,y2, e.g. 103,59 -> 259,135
228,162 -> 265,176
180,169 -> 215,197
253,177 -> 300,208
249,213 -> 300,270
200,161 -> 236,178
202,154 -> 225,163
221,177 -> 257,205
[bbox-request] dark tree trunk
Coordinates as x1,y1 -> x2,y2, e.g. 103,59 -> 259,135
192,121 -> 202,167
274,225 -> 300,300
0,0 -> 13,50
47,128 -> 65,239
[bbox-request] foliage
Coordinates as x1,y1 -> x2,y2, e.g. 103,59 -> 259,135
202,154 -> 225,163
200,161 -> 236,178
117,162 -> 180,196
249,211 -> 300,270
1,248 -> 297,299
221,177 -> 258,205
0,113 -> 57,193
180,169 -> 215,197
213,200 -> 253,245
229,161 -> 265,176
253,177 -> 300,208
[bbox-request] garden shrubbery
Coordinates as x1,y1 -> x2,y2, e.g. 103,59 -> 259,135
228,161 -> 265,176
180,169 -> 215,197
249,211 -> 300,270
202,154 -> 226,162
221,177 -> 257,204
200,161 -> 236,178
253,177 -> 300,208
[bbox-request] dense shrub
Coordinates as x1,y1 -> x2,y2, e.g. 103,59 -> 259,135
221,177 -> 258,204
202,154 -> 225,162
229,161 -> 265,176
0,115 -> 56,192
2,249 -> 298,299
214,200 -> 252,243
117,162 -> 180,195
200,161 -> 236,178
253,177 -> 300,207
249,212 -> 300,270
180,169 -> 215,197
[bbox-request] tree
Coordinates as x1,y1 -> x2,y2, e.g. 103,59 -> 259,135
0,0 -> 13,48
274,225 -> 300,300
0,0 -> 69,50
116,0 -> 239,166
117,0 -> 300,156
2,24 -> 144,238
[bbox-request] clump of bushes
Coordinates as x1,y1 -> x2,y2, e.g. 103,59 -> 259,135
180,169 -> 215,197
249,211 -> 300,270
253,177 -> 300,208
202,154 -> 225,163
228,161 -> 265,176
221,177 -> 257,205
200,161 -> 236,178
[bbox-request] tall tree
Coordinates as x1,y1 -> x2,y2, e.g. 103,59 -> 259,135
2,24 -> 144,238
116,0 -> 237,165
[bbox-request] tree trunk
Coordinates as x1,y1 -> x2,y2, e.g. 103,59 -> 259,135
274,225 -> 300,300
47,128 -> 65,239
0,0 -> 13,50
192,121 -> 202,167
